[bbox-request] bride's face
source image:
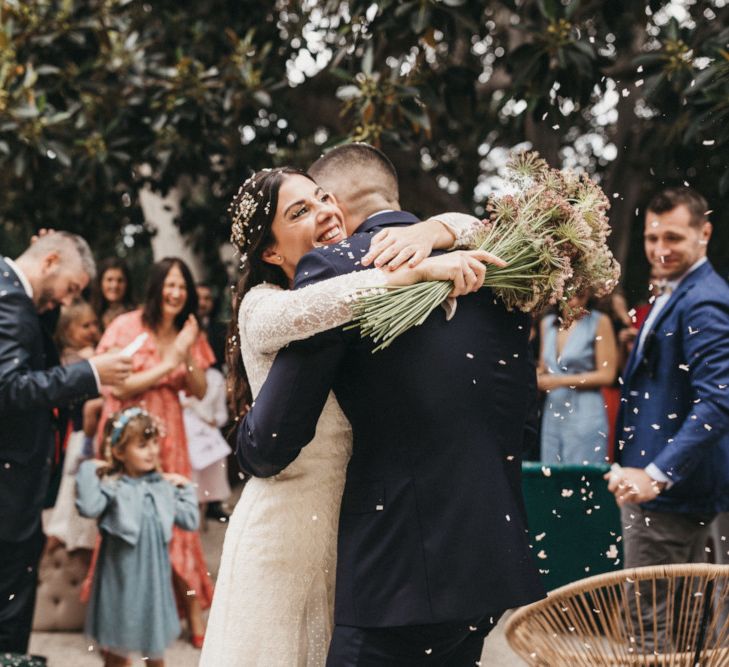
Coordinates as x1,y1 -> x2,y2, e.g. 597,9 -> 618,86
263,174 -> 347,281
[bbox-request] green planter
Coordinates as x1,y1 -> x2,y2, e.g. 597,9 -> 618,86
521,462 -> 623,590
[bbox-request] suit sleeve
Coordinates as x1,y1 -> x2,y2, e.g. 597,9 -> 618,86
0,292 -> 98,415
521,339 -> 539,456
651,297 -> 729,484
236,250 -> 347,477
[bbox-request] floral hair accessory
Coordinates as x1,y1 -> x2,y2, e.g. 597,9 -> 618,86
110,406 -> 148,445
229,187 -> 259,249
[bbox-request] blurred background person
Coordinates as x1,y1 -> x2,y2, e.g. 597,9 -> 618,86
617,268 -> 663,367
538,290 -> 618,465
91,258 -> 135,332
89,257 -> 214,646
180,366 -> 231,524
195,283 -> 226,370
44,299 -> 101,555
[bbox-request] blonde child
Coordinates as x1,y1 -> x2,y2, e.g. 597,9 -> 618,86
45,298 -> 101,551
76,407 -> 199,667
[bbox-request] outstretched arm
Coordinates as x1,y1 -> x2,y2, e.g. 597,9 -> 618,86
239,270 -> 387,355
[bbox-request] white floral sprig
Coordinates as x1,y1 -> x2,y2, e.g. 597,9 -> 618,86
350,151 -> 621,352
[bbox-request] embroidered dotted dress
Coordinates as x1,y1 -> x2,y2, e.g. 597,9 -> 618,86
201,215 -> 482,667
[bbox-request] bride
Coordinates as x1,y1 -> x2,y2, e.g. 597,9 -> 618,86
200,166 -> 488,666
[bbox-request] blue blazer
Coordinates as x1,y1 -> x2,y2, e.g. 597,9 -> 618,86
237,211 -> 545,627
0,256 -> 99,542
616,260 -> 729,514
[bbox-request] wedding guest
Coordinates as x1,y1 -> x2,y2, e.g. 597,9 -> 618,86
196,283 -> 226,369
180,366 -> 231,522
91,257 -> 214,646
0,233 -> 131,654
76,408 -> 199,667
91,258 -> 135,331
595,290 -> 634,458
44,299 -> 101,553
607,186 -> 729,646
538,291 -> 618,465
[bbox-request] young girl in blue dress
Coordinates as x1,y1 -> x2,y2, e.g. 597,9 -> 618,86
76,407 -> 199,666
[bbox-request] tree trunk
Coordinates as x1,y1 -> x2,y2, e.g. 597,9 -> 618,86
138,182 -> 206,281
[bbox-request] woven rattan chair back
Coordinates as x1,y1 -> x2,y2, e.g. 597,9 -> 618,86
505,564 -> 729,666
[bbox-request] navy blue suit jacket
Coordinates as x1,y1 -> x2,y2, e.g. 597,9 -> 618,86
237,211 -> 545,627
0,257 -> 98,542
616,260 -> 729,514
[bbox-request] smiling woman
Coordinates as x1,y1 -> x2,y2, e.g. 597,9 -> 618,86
261,174 -> 347,281
86,256 -> 216,647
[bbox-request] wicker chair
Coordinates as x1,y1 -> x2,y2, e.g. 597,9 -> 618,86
506,564 -> 729,666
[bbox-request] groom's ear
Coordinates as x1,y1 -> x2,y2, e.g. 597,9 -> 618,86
261,246 -> 284,267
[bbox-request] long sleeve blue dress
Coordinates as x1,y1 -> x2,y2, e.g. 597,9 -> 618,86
75,460 -> 199,659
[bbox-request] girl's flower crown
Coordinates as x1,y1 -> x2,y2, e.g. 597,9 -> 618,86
110,407 -> 148,446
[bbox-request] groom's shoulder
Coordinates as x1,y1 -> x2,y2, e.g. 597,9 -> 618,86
294,235 -> 371,288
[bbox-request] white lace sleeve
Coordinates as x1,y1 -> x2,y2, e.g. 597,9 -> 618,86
430,212 -> 484,250
239,269 -> 386,354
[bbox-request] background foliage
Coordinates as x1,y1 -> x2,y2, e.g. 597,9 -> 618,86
2,0 -> 728,300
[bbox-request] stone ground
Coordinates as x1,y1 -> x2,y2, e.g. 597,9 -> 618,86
28,485 -> 529,666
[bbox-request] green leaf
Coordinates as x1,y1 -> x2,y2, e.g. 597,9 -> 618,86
565,0 -> 580,19
633,54 -> 666,68
410,3 -> 432,34
47,141 -> 72,167
362,44 -> 374,75
571,41 -> 596,60
537,0 -> 559,20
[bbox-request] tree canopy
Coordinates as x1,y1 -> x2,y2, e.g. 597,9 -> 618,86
2,0 -> 728,296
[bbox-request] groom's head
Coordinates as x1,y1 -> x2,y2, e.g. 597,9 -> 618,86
309,143 -> 400,234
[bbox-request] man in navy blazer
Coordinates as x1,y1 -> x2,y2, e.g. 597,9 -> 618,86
0,233 -> 132,654
237,145 -> 545,664
608,186 -> 729,569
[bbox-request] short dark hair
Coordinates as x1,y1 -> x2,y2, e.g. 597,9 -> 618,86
142,257 -> 198,332
309,142 -> 399,200
647,186 -> 709,229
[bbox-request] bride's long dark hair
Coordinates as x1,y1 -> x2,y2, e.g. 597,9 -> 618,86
226,167 -> 314,425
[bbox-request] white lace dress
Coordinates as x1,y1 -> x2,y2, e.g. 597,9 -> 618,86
200,215 -> 481,667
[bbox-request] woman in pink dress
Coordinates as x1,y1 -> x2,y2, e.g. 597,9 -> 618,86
90,257 -> 214,646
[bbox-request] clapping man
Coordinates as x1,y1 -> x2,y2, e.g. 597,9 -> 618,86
606,187 -> 729,643
0,232 -> 132,655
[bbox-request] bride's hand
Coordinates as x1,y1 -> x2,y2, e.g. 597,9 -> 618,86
362,218 -> 456,270
384,250 -> 503,297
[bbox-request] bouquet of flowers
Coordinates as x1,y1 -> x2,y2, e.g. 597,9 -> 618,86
350,151 -> 621,352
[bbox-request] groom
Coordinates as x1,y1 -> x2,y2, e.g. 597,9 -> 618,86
237,144 -> 545,664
